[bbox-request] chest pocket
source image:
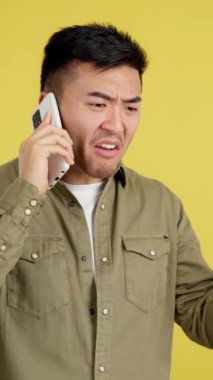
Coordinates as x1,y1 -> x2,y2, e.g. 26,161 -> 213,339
6,236 -> 70,319
122,235 -> 170,313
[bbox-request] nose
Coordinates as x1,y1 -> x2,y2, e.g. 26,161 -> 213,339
101,105 -> 124,134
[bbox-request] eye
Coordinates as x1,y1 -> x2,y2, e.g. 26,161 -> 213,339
89,103 -> 106,109
125,105 -> 138,113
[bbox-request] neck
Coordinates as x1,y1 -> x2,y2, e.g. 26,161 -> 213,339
61,167 -> 104,185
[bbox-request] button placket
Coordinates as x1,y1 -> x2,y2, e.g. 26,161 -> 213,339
94,197 -> 113,380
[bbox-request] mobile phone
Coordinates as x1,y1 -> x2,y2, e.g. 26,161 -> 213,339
31,92 -> 70,189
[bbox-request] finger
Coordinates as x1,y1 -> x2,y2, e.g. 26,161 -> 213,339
44,144 -> 75,165
32,125 -> 73,144
31,133 -> 75,161
34,134 -> 74,158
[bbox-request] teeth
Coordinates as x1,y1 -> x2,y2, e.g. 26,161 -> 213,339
99,144 -> 116,150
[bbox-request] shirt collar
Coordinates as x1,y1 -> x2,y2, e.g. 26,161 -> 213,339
114,164 -> 126,187
58,164 -> 127,191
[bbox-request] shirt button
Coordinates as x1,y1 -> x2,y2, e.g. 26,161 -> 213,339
0,244 -> 6,252
101,256 -> 108,263
90,308 -> 95,315
99,366 -> 105,373
100,204 -> 105,210
30,199 -> 37,207
102,308 -> 109,315
149,250 -> 156,257
80,256 -> 87,261
31,252 -> 39,260
69,201 -> 75,207
24,208 -> 32,216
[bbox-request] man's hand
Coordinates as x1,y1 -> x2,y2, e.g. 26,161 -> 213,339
19,112 -> 74,196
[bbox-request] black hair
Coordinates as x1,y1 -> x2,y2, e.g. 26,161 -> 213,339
40,23 -> 148,92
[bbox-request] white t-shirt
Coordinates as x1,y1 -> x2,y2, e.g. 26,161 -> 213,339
60,180 -> 105,280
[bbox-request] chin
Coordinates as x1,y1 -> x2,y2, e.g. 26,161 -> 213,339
87,163 -> 120,180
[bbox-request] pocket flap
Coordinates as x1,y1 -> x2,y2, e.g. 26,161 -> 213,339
122,235 -> 169,260
20,236 -> 64,263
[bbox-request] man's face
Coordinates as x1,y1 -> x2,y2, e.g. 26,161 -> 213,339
58,62 -> 142,184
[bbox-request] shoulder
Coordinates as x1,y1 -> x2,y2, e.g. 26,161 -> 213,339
123,166 -> 181,208
124,166 -> 171,191
0,158 -> 19,195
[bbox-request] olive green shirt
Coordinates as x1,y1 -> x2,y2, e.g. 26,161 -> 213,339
0,159 -> 213,380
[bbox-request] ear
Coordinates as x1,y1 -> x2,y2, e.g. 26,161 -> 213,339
38,91 -> 48,104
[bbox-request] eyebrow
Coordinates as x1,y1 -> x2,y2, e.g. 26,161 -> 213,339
86,91 -> 142,103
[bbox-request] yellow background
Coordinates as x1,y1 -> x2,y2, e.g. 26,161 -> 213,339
0,0 -> 213,378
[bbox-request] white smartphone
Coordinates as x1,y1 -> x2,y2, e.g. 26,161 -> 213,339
31,92 -> 70,189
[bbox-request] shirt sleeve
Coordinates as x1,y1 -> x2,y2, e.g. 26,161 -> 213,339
175,202 -> 213,348
0,178 -> 46,287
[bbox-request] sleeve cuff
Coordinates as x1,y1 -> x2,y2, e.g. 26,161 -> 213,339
0,178 -> 47,227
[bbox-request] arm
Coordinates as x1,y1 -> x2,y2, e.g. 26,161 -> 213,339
0,177 -> 45,287
0,112 -> 74,286
175,204 -> 213,348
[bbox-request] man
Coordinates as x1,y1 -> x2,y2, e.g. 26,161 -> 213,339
0,24 -> 212,380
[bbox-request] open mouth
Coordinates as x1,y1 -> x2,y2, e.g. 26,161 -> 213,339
95,143 -> 118,150
93,140 -> 121,159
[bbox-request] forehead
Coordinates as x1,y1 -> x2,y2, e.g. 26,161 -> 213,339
62,62 -> 142,98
